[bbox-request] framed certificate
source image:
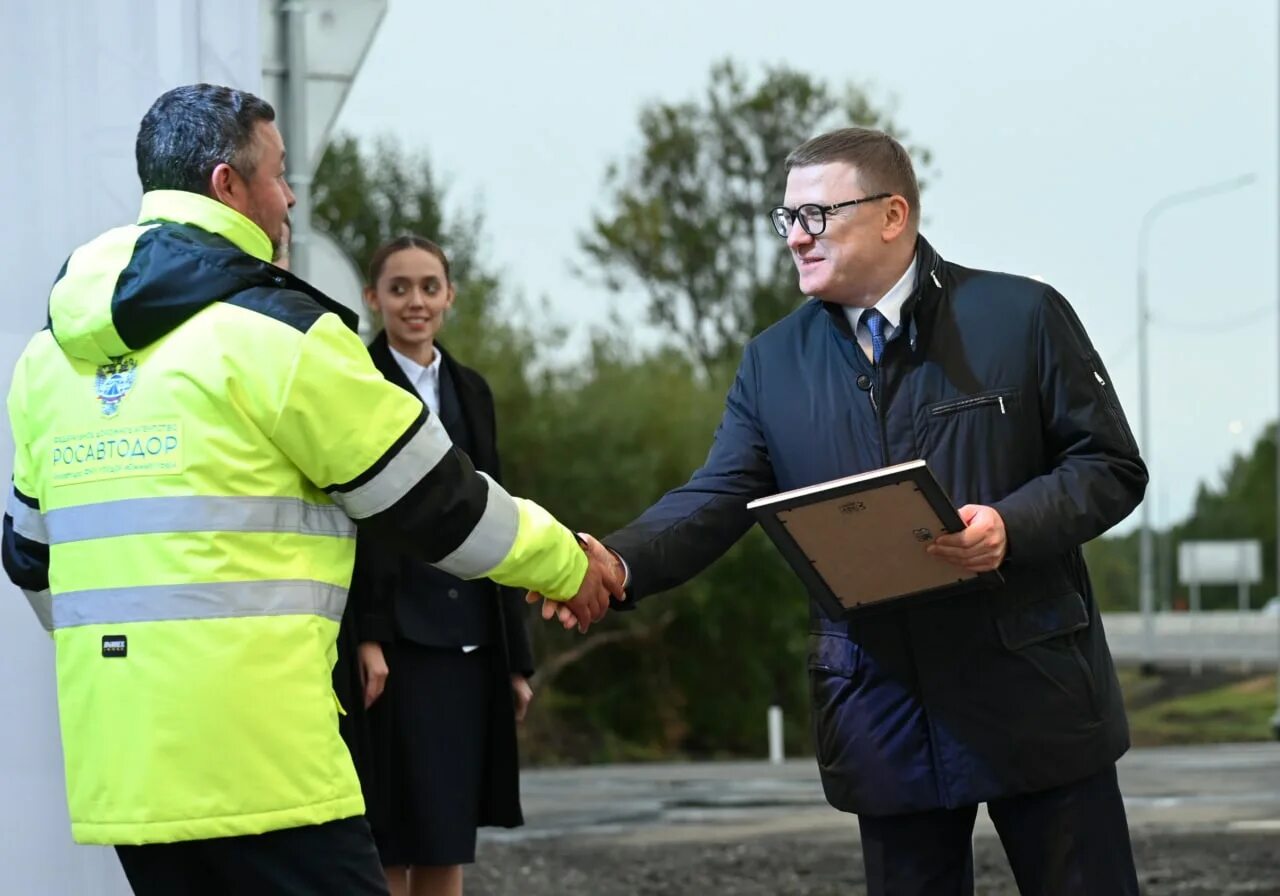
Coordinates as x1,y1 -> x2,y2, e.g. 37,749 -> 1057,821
748,460 -> 1002,619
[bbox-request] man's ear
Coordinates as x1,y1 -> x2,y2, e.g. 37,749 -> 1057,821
881,195 -> 912,242
209,162 -> 238,206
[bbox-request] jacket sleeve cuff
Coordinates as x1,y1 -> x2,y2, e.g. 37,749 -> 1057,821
602,542 -> 638,612
357,611 -> 397,644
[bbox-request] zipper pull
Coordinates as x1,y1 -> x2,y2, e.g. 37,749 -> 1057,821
998,396 -> 1006,415
1094,370 -> 1106,387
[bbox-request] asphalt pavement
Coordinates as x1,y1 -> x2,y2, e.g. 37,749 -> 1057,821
486,743 -> 1280,847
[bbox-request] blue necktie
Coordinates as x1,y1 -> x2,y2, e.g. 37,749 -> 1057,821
863,309 -> 886,365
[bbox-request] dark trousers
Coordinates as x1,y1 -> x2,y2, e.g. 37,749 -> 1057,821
115,816 -> 388,896
857,764 -> 1139,896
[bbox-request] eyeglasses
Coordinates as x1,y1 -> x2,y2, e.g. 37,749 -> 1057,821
768,193 -> 893,237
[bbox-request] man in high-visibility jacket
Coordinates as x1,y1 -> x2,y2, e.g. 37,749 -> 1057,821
1,83 -> 619,895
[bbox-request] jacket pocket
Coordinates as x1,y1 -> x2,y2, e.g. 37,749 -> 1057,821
807,632 -> 861,772
921,386 -> 1033,499
807,630 -> 859,678
995,590 -> 1089,650
995,590 -> 1099,719
928,387 -> 1020,418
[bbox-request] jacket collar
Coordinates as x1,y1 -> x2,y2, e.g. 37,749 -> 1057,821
368,330 -> 459,394
48,190 -> 356,365
899,234 -> 945,352
138,190 -> 273,262
50,192 -> 279,364
818,234 -> 944,351
367,330 -> 408,387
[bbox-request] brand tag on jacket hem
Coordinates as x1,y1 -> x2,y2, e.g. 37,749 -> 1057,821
102,635 -> 128,658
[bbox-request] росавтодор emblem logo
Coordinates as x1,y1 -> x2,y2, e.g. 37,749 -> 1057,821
96,357 -> 137,417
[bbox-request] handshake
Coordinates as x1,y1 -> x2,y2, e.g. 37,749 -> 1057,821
526,533 -> 626,634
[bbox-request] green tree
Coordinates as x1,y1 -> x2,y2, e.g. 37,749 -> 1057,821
314,136 -> 464,280
309,79 -> 934,761
312,136 -> 541,388
511,340 -> 812,761
579,58 -> 933,375
1086,422 -> 1279,613
313,137 -> 446,278
1170,423 -> 1278,609
310,135 -> 801,760
1083,532 -> 1139,611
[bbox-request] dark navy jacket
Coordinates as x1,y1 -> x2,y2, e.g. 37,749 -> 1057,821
335,334 -> 533,828
603,236 -> 1147,816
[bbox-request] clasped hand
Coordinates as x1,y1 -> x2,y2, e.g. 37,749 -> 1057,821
926,504 -> 1007,572
525,533 -> 625,633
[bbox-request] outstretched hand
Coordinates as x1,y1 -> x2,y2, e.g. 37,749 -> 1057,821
526,533 -> 626,633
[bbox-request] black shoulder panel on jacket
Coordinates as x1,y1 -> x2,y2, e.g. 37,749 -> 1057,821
113,224 -> 265,350
111,222 -> 360,348
225,285 -> 330,333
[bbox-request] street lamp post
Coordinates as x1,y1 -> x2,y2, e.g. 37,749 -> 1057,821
1136,174 -> 1256,667
1274,12 -> 1280,739
281,0 -> 310,280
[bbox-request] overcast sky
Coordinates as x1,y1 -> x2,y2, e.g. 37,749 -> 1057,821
337,0 -> 1279,533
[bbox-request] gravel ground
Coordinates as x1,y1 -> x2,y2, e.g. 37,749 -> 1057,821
469,828 -> 1280,895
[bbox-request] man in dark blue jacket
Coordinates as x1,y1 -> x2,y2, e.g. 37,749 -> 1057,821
556,127 -> 1147,894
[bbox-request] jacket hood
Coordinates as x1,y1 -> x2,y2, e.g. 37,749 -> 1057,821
47,191 -> 356,365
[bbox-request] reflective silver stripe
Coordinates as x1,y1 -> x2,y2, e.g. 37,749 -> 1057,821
50,579 -> 347,629
434,473 -> 520,579
23,589 -> 53,632
330,415 -> 453,519
7,489 -> 48,545
43,496 -> 354,545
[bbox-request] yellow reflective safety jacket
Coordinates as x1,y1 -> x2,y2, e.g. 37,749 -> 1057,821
2,191 -> 588,845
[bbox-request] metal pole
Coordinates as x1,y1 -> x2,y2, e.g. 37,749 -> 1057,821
1189,552 -> 1201,677
1136,174 -> 1256,668
767,706 -> 784,765
282,0 -> 310,281
1273,7 -> 1280,739
1137,264 -> 1154,665
1239,574 -> 1251,675
1273,610 -> 1280,739
1156,487 -> 1169,612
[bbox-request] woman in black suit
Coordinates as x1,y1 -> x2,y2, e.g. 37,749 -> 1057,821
334,235 -> 535,896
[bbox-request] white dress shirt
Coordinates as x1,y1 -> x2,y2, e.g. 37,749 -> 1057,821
388,344 -> 442,417
387,343 -> 481,653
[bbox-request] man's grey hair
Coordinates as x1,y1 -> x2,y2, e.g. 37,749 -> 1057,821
135,84 -> 276,195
